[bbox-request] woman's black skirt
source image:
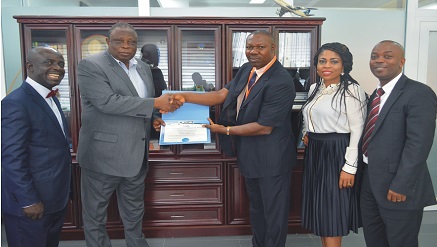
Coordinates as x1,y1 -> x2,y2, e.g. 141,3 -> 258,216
301,132 -> 361,237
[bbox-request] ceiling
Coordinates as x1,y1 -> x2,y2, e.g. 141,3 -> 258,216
83,0 -> 408,8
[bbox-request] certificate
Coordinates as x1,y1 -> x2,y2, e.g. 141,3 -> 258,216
159,91 -> 211,145
161,122 -> 208,143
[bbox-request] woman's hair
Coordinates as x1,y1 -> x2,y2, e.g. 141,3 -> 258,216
301,42 -> 366,116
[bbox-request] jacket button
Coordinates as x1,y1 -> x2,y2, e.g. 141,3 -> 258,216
142,138 -> 146,141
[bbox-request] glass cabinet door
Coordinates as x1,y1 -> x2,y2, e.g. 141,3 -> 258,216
177,28 -> 221,154
277,31 -> 312,93
136,29 -> 171,152
179,29 -> 218,92
275,27 -> 318,110
231,31 -> 251,68
136,29 -> 170,92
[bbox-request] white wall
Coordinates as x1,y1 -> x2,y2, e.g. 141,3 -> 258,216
427,31 -> 437,92
317,9 -> 405,94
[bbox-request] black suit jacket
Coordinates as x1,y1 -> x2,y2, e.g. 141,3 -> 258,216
218,61 -> 297,178
363,74 -> 437,210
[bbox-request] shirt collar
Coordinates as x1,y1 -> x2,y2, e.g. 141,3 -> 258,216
26,77 -> 53,99
378,72 -> 402,95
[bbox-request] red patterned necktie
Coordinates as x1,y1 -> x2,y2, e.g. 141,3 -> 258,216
46,88 -> 59,98
362,88 -> 385,156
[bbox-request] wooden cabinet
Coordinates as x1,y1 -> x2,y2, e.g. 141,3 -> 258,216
14,16 -> 324,239
144,162 -> 224,226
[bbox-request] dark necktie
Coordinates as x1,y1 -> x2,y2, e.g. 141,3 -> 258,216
362,88 -> 385,156
46,88 -> 59,98
248,72 -> 257,89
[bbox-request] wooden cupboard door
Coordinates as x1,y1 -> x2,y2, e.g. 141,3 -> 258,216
227,163 -> 251,225
227,161 -> 305,225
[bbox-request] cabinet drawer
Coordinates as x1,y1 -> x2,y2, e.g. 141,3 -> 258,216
147,163 -> 222,183
144,184 -> 222,205
143,205 -> 224,226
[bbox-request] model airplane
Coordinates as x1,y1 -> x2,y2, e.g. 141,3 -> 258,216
273,0 -> 317,18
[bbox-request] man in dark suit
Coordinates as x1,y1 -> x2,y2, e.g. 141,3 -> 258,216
172,30 -> 297,247
2,47 -> 72,247
360,40 -> 437,247
77,22 -> 179,247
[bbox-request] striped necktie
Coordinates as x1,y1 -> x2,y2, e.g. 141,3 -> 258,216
362,88 -> 385,156
248,72 -> 257,89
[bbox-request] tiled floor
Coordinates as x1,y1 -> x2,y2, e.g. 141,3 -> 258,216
2,211 -> 437,246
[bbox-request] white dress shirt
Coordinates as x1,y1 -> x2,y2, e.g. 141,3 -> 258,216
303,82 -> 367,174
112,56 -> 148,98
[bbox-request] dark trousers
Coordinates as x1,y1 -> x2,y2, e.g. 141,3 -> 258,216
245,170 -> 292,247
360,166 -> 424,247
3,206 -> 67,247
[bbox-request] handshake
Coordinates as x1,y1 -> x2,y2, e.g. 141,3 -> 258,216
154,93 -> 186,113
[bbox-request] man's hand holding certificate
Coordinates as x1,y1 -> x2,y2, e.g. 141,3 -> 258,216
159,91 -> 211,145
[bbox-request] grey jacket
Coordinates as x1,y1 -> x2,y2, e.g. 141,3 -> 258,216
77,50 -> 156,177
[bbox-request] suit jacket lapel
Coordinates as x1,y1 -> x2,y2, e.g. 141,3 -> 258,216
372,74 -> 406,136
241,61 -> 279,108
104,51 -> 139,97
52,96 -> 71,142
223,68 -> 250,110
22,82 -> 67,138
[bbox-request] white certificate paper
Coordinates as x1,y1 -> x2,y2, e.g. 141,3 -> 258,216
162,123 -> 209,144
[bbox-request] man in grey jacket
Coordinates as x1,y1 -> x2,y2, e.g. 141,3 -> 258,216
77,22 -> 179,247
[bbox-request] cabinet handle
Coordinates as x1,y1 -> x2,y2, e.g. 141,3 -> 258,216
170,215 -> 185,218
168,171 -> 183,175
170,193 -> 185,197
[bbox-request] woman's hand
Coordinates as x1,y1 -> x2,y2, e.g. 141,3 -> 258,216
339,170 -> 355,189
302,134 -> 308,146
